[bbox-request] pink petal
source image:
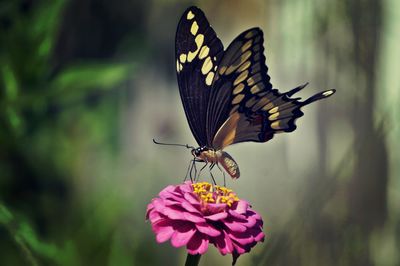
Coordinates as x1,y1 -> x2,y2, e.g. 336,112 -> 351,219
187,233 -> 209,255
160,206 -> 186,220
213,230 -> 234,255
232,241 -> 247,254
195,223 -> 221,237
179,183 -> 193,193
171,224 -> 196,248
228,231 -> 255,245
247,210 -> 262,221
181,201 -> 201,214
183,212 -> 206,223
224,220 -> 247,232
228,209 -> 247,220
152,220 -> 174,243
163,199 -> 183,207
160,192 -> 186,203
207,203 -> 227,213
158,185 -> 176,199
145,203 -> 154,220
241,216 -> 257,228
253,231 -> 265,242
148,210 -> 164,223
155,227 -> 174,243
184,193 -> 200,205
234,200 -> 249,214
152,198 -> 167,212
205,212 -> 228,221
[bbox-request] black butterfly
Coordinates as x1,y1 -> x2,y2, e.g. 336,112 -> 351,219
175,6 -> 335,179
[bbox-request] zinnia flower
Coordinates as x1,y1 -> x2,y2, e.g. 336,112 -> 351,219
146,181 -> 264,264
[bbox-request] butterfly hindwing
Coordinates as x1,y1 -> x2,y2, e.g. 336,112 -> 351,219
206,28 -> 272,146
212,83 -> 336,149
176,6 -> 224,146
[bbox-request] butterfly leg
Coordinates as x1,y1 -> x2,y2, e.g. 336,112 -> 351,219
184,158 -> 195,182
197,160 -> 208,182
190,159 -> 198,182
209,163 -> 217,185
192,159 -> 204,182
215,163 -> 226,187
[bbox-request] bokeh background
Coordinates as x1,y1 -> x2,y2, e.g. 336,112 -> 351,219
1,0 -> 399,265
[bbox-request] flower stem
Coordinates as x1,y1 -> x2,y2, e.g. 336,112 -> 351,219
185,254 -> 201,266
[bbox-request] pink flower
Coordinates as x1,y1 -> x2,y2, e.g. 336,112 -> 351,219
146,182 -> 264,264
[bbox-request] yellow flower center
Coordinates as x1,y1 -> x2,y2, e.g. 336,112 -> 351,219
191,182 -> 240,207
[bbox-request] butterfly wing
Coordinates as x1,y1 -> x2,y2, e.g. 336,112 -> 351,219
206,28 -> 335,150
205,28 -> 272,146
176,6 -> 224,146
212,85 -> 335,149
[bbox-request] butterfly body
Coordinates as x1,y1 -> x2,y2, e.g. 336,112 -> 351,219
192,147 -> 240,179
176,7 -> 335,181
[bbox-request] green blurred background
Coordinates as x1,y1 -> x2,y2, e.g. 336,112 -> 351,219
1,0 -> 399,265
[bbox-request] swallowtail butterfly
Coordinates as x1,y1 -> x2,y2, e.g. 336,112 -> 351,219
175,6 -> 335,179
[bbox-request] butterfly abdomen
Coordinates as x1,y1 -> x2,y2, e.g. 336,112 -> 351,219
217,151 -> 240,179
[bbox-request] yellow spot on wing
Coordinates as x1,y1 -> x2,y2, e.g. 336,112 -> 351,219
219,66 -> 227,75
232,94 -> 245,104
241,39 -> 253,52
199,46 -> 210,59
269,106 -> 279,113
202,56 -> 213,74
269,112 -> 280,121
179,54 -> 187,63
247,73 -> 261,86
205,71 -> 214,86
191,21 -> 199,35
238,61 -> 251,72
176,59 -> 180,72
187,10 -> 195,20
262,102 -> 275,110
245,30 -> 254,39
233,83 -> 245,94
271,121 -> 280,129
250,83 -> 264,94
187,34 -> 204,62
225,50 -> 252,75
323,90 -> 334,96
233,70 -> 248,86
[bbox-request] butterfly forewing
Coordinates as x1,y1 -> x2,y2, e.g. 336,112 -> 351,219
176,6 -> 224,146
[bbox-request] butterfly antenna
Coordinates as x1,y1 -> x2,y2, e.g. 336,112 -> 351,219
153,139 -> 195,150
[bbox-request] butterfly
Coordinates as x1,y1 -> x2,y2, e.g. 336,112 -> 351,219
175,6 -> 335,180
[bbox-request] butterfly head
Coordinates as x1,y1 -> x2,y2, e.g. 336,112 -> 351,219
191,146 -> 209,157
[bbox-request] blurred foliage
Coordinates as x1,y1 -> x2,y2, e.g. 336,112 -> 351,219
0,0 -> 399,265
0,0 -> 136,265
